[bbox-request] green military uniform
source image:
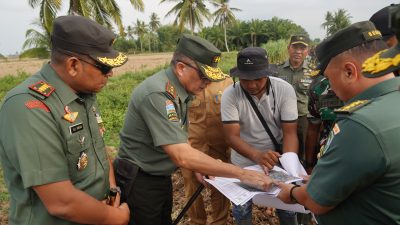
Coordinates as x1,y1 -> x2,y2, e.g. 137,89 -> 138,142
306,20 -> 399,225
307,78 -> 400,225
277,60 -> 313,160
118,67 -> 191,175
114,34 -> 227,225
0,64 -> 109,225
277,59 -> 313,115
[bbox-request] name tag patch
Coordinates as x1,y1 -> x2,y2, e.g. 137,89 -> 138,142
69,123 -> 84,134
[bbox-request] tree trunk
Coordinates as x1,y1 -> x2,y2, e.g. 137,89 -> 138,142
224,24 -> 229,52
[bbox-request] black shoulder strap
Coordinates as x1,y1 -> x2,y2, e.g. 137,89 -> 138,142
241,85 -> 282,153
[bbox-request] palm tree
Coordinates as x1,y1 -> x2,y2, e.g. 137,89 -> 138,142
321,8 -> 352,36
247,19 -> 267,47
228,21 -> 245,50
28,0 -> 145,35
149,12 -> 161,52
133,19 -> 148,53
212,0 -> 240,52
160,0 -> 211,34
21,20 -> 52,58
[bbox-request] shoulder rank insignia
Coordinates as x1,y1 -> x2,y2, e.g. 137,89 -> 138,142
29,80 -> 55,98
165,81 -> 177,99
25,100 -> 50,112
334,100 -> 370,114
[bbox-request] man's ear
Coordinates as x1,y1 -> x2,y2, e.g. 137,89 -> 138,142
65,57 -> 80,77
174,62 -> 185,78
343,62 -> 358,81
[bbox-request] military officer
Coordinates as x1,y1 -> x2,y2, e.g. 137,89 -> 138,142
370,5 -> 398,47
114,34 -> 273,225
277,21 -> 400,225
0,15 -> 129,225
276,34 -> 312,161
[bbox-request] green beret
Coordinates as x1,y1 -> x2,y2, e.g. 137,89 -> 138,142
176,34 -> 227,81
316,21 -> 382,74
51,15 -> 127,68
363,5 -> 400,77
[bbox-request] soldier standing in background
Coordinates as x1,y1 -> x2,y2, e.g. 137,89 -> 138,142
276,35 -> 312,162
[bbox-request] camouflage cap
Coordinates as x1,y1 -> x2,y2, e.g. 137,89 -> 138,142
316,21 -> 382,74
289,34 -> 310,46
176,34 -> 227,81
363,5 -> 400,77
51,15 -> 127,68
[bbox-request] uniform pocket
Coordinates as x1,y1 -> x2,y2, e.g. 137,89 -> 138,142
66,131 -> 94,183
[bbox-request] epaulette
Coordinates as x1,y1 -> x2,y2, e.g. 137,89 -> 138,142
334,100 -> 370,114
29,80 -> 55,99
165,80 -> 176,100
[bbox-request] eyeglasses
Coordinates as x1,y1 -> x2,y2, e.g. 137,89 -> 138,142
176,60 -> 209,81
62,51 -> 112,76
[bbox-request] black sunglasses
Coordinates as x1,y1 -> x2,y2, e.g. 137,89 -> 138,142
62,51 -> 112,76
176,60 -> 209,81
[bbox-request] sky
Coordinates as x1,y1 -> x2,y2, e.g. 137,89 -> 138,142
0,0 -> 395,56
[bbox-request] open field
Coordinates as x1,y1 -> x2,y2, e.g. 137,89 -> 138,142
0,52 -> 172,78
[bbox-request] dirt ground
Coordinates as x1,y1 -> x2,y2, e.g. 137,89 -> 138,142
0,52 -> 172,78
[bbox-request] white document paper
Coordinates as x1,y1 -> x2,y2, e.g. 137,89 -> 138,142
205,153 -> 310,213
279,152 -> 308,177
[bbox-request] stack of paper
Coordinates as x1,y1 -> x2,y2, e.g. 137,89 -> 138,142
205,152 -> 310,213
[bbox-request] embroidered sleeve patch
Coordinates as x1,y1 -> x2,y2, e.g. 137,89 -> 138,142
25,100 -> 50,112
166,100 -> 179,122
29,80 -> 55,98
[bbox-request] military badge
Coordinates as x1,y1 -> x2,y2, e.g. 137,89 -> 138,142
332,123 -> 340,135
63,106 -> 78,123
63,112 -> 78,123
29,80 -> 55,98
166,100 -> 179,122
77,151 -> 88,171
214,90 -> 223,104
25,100 -> 50,112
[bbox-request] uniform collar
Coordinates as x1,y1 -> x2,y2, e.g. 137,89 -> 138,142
165,67 -> 191,102
347,77 -> 400,104
283,59 -> 309,70
39,63 -> 82,105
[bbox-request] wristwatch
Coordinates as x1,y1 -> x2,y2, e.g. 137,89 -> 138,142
109,186 -> 121,197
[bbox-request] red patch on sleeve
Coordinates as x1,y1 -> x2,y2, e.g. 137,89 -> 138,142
25,100 -> 50,112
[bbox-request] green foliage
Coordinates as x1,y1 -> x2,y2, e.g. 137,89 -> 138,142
19,47 -> 50,59
322,8 -> 352,36
262,39 -> 289,64
157,25 -> 189,52
0,167 -> 10,215
0,53 -> 5,59
113,37 -> 137,53
97,66 -> 166,146
0,72 -> 30,100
